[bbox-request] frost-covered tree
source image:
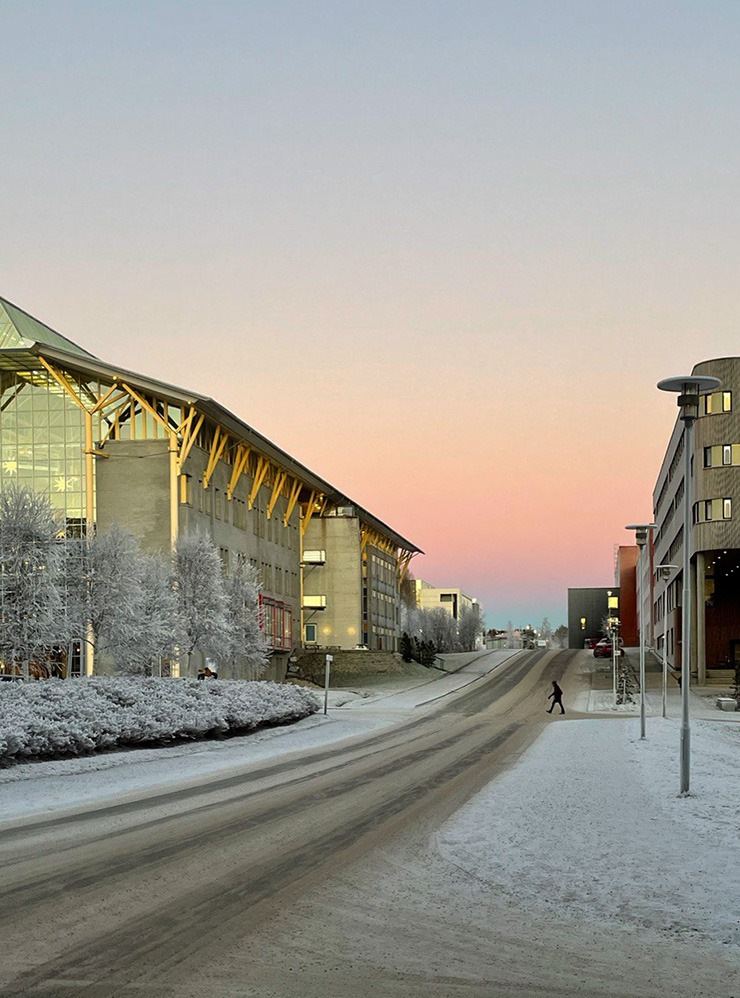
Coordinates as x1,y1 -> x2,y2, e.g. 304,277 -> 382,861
540,617 -> 552,641
223,557 -> 268,677
0,486 -> 67,676
119,554 -> 178,676
458,605 -> 484,651
174,531 -> 232,672
507,620 -> 516,648
400,603 -> 423,640
427,606 -> 457,653
553,624 -> 568,649
85,525 -> 147,668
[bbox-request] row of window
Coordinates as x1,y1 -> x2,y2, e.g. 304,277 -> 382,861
180,475 -> 298,548
703,444 -> 740,468
703,391 -> 732,415
215,546 -> 299,599
692,497 -> 733,524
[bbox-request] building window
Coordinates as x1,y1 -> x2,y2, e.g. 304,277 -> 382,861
204,487 -> 212,516
724,392 -> 732,412
704,447 -> 713,468
305,623 -> 317,644
723,445 -> 732,466
214,489 -> 222,520
705,500 -> 713,521
724,498 -> 732,519
705,394 -> 713,415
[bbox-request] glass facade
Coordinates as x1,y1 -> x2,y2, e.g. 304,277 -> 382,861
0,373 -> 89,531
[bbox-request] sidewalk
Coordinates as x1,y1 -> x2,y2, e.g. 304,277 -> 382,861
334,648 -> 521,710
574,647 -> 740,721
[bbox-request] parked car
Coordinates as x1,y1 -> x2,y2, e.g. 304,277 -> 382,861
593,639 -> 624,658
584,637 -> 599,650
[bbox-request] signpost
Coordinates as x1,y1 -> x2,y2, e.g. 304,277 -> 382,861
324,654 -> 333,715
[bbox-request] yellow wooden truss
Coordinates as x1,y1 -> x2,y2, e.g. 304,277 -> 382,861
21,359 -> 332,542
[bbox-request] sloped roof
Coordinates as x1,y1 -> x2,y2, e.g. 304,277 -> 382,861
0,297 -> 96,359
0,298 -> 423,555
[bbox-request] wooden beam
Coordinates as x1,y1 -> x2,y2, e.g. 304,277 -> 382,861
248,455 -> 270,510
178,411 -> 205,470
283,478 -> 302,527
203,426 -> 228,489
267,470 -> 287,520
226,444 -> 251,499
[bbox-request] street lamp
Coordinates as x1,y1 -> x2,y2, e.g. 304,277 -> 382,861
658,374 -> 721,795
655,563 -> 678,719
625,522 -> 657,739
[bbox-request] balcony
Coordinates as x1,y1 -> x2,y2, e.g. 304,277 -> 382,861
302,550 -> 326,566
302,594 -> 327,611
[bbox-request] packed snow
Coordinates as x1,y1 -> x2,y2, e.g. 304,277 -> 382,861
0,676 -> 319,763
437,715 -> 740,948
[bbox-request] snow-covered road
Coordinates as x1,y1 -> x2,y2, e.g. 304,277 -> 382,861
1,648 -> 739,997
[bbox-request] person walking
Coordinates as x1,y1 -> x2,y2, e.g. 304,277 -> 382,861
547,680 -> 565,714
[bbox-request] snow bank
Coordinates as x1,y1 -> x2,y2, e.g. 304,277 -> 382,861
0,677 -> 320,763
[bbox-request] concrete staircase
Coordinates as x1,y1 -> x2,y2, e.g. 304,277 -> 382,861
705,669 -> 736,687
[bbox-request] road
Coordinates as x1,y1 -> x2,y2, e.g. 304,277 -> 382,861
0,649 -> 735,997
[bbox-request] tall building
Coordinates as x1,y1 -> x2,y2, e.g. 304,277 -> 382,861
0,297 -> 421,676
652,358 -> 740,682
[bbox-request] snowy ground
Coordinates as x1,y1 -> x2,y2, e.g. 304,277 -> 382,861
5,648 -> 740,957
438,713 -> 740,951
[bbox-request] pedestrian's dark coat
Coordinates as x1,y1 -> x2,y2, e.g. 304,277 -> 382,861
549,682 -> 563,702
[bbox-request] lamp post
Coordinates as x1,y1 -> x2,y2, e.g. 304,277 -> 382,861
625,523 -> 657,739
657,374 -> 721,795
655,563 -> 678,718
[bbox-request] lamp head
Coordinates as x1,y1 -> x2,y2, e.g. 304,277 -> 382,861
625,523 -> 657,547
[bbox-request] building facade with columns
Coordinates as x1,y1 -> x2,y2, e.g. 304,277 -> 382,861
0,297 -> 421,678
651,358 -> 740,683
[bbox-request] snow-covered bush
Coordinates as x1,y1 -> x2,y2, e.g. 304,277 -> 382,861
0,678 -> 320,763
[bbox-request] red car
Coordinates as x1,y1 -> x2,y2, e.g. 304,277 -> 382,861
593,639 -> 623,658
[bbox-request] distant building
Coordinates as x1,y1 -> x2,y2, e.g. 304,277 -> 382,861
567,588 -> 619,649
413,579 -> 480,620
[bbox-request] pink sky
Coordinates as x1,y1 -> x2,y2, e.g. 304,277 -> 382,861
4,2 -> 740,625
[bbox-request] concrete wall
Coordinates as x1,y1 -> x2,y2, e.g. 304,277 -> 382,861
96,440 -> 171,553
304,515 -> 363,649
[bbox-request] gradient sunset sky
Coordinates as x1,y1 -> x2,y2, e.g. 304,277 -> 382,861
4,1 -> 740,627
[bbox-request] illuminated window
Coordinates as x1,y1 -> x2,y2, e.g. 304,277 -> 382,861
724,498 -> 732,519
706,500 -> 713,520
723,445 -> 732,466
705,394 -> 713,415
724,392 -> 732,412
580,617 -> 586,630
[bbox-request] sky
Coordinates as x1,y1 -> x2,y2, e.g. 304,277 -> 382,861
3,0 -> 740,628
